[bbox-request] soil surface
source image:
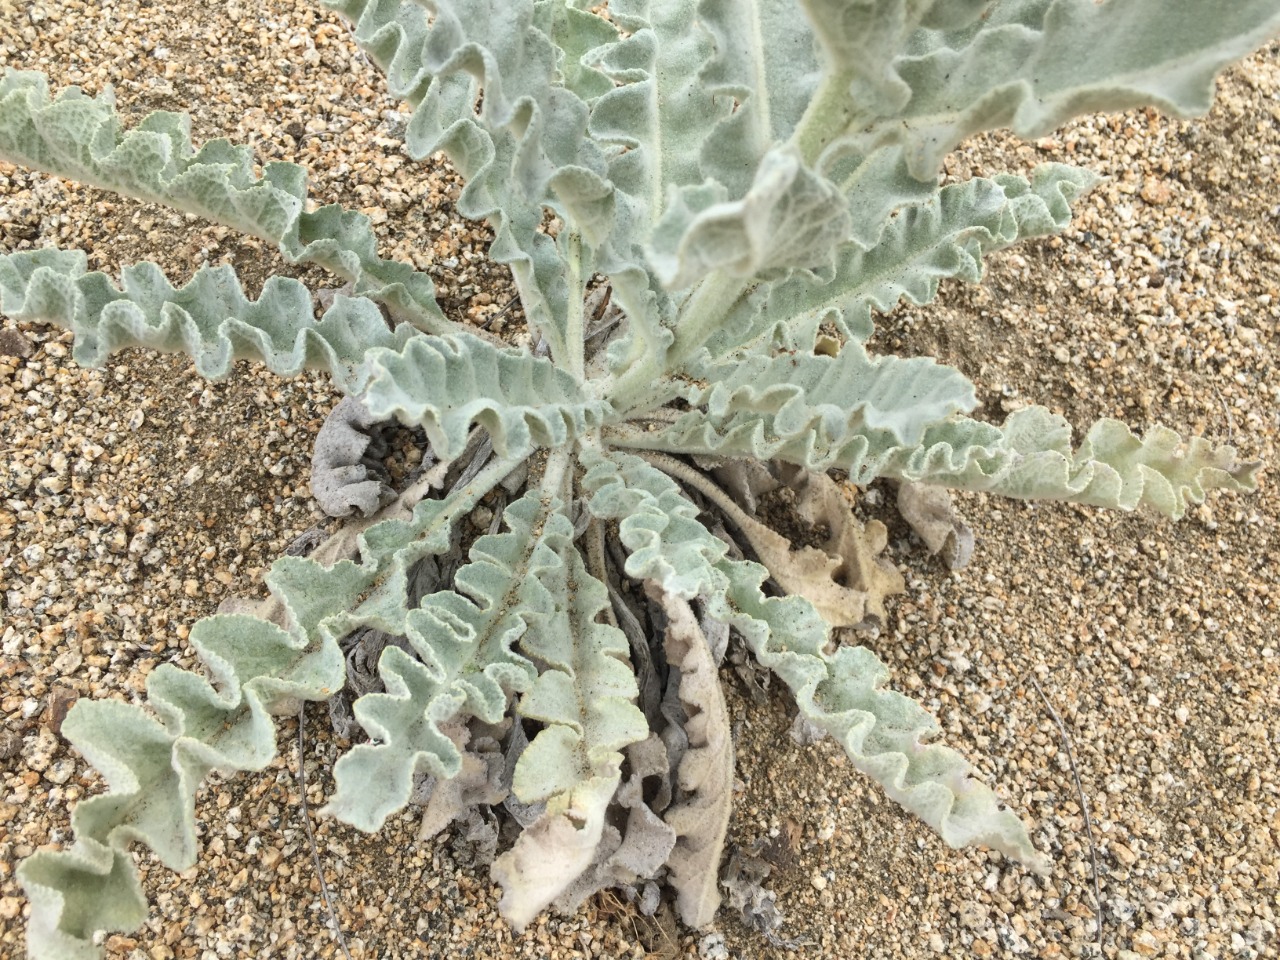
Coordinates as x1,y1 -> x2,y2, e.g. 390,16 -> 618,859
1,4 -> 1277,960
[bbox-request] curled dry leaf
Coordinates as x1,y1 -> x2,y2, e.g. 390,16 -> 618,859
896,480 -> 975,570
728,468 -> 905,628
646,583 -> 735,929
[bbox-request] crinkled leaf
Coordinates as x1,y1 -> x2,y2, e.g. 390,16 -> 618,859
322,0 -> 618,360
648,146 -> 850,289
18,613 -> 346,959
704,557 -> 1047,870
0,250 -> 414,389
361,332 -> 615,459
696,0 -> 823,196
896,481 -> 974,571
493,514 -> 647,927
712,164 -> 1095,353
324,489 -> 567,832
580,446 -> 729,600
0,70 -> 450,332
724,469 -> 904,628
885,406 -> 1262,520
798,0 -> 1280,179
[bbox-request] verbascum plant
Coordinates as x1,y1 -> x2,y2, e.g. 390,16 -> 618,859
0,1 -> 1274,956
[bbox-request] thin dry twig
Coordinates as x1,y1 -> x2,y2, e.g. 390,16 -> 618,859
296,706 -> 355,960
1028,675 -> 1105,958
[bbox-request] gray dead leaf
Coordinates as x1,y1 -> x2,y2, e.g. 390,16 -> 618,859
417,722 -> 508,840
552,736 -> 677,914
721,845 -> 784,937
896,481 -> 975,570
711,459 -> 779,515
647,584 -> 735,929
789,712 -> 827,746
311,395 -> 397,518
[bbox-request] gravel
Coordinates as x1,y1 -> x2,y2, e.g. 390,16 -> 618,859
1,4 -> 1277,959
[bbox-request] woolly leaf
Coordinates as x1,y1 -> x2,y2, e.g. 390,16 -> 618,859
0,250 -> 415,389
18,613 -> 346,960
695,341 -> 976,449
0,69 -> 450,333
495,502 -> 647,927
580,446 -> 729,600
884,406 -> 1263,520
325,490 -> 568,832
713,164 -> 1096,352
360,332 -> 616,460
647,146 -> 851,289
705,557 -> 1048,870
615,340 -> 977,468
696,0 -> 823,195
798,0 -> 1280,179
321,0 -> 620,361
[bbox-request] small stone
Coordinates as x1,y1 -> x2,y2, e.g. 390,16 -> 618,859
45,757 -> 76,785
1131,930 -> 1160,957
0,329 -> 34,358
42,685 -> 78,736
25,726 -> 59,772
1111,841 -> 1138,866
0,896 -> 22,920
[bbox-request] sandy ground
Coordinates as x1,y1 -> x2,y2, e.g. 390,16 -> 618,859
1,3 -> 1277,959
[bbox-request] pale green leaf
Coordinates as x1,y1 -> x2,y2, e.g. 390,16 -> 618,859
0,69 -> 450,333
712,164 -> 1096,352
580,447 -> 729,600
359,332 -> 616,460
702,555 -> 1047,868
0,250 -> 415,389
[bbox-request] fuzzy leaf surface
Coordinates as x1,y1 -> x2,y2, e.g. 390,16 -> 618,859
800,0 -> 1280,179
360,332 -> 615,459
705,557 -> 1047,870
580,447 -> 729,600
884,406 -> 1263,519
325,490 -> 574,831
0,70 -> 449,332
712,164 -> 1095,352
495,523 -> 647,927
0,250 -> 415,389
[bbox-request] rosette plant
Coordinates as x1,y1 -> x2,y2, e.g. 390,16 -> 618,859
0,1 -> 1274,957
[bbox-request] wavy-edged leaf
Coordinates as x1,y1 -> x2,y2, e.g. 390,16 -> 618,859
0,249 -> 416,388
18,611 -> 346,960
884,406 -> 1263,520
324,489 -> 566,832
800,0 -> 1280,180
618,401 -> 1261,519
696,0 -> 823,196
647,146 -> 851,290
0,69 -> 450,333
19,459 -> 501,958
360,332 -> 616,459
705,556 -> 1047,870
693,339 -> 977,449
580,446 -> 729,600
589,0 -> 726,237
712,164 -> 1096,353
322,0 -> 619,361
493,501 -> 648,927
